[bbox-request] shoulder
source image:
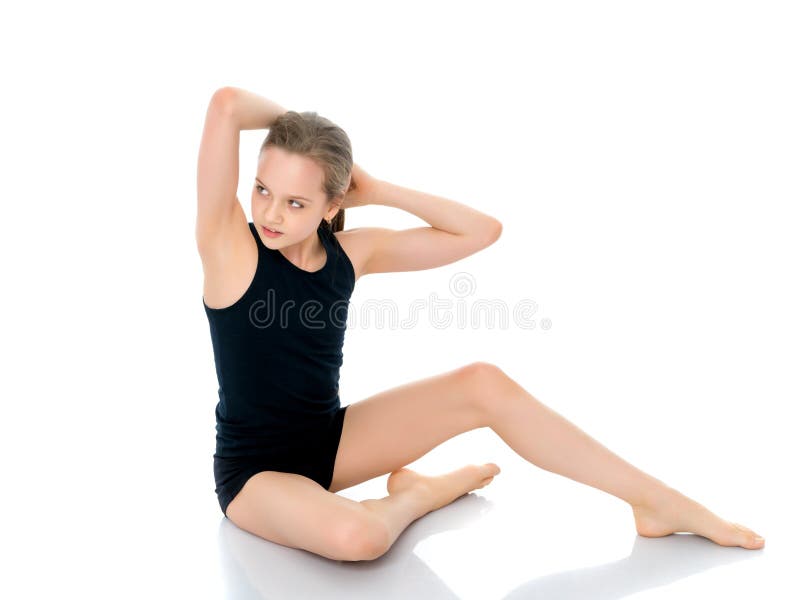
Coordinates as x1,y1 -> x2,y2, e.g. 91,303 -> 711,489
332,227 -> 378,283
200,218 -> 259,309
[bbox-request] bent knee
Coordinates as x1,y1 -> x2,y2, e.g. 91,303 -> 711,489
335,516 -> 390,562
460,361 -> 507,392
459,361 -> 512,416
467,361 -> 504,377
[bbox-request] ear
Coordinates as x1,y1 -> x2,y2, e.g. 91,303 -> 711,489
326,196 -> 343,220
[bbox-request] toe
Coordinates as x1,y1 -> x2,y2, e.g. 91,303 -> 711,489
731,522 -> 765,548
745,534 -> 765,548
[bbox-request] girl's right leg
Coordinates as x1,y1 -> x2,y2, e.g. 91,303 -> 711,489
224,463 -> 501,562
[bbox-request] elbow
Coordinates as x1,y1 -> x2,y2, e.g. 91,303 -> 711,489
492,219 -> 503,240
210,87 -> 239,115
483,219 -> 503,246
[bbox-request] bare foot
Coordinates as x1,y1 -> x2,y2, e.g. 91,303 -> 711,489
387,463 -> 501,512
631,485 -> 765,550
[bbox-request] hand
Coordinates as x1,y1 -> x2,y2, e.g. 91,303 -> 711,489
341,162 -> 377,209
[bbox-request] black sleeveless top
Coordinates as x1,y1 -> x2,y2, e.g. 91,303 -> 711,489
203,221 -> 356,457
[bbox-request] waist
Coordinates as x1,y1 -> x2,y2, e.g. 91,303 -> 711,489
214,397 -> 340,457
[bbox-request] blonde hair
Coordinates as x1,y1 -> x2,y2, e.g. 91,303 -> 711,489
259,110 -> 352,233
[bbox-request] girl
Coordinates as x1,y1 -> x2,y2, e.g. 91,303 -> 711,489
197,86 -> 765,562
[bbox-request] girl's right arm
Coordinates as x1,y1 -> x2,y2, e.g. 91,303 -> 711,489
195,88 -> 242,253
196,87 -> 288,253
223,86 -> 288,130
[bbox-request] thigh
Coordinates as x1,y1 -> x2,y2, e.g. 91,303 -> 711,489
329,361 -> 496,493
226,470 -> 387,562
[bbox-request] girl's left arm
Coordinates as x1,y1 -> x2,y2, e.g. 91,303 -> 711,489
371,179 -> 502,242
345,177 -> 503,276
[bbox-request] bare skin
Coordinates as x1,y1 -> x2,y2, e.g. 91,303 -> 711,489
372,464 -> 764,551
630,485 -> 765,548
358,463 -> 502,554
386,463 -> 501,511
330,363 -> 765,557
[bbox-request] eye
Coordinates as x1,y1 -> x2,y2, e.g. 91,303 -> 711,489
256,185 -> 304,209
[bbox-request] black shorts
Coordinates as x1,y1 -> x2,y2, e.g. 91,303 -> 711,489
213,405 -> 349,518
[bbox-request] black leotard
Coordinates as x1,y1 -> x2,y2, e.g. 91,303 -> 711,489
203,221 -> 355,458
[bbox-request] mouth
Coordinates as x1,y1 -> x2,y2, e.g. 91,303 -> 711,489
262,225 -> 283,237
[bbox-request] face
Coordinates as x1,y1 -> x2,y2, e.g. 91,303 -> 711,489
251,145 -> 340,247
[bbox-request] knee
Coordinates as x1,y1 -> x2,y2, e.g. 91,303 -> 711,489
335,516 -> 391,562
467,360 -> 504,377
460,361 -> 509,417
462,361 -> 507,392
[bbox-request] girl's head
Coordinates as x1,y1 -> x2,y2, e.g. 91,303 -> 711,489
252,110 -> 352,248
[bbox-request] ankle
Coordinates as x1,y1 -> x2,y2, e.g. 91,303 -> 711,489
629,476 -> 674,509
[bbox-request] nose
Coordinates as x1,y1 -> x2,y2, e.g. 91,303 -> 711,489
263,198 -> 284,225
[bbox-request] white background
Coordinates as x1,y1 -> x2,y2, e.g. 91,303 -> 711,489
2,1 -> 797,598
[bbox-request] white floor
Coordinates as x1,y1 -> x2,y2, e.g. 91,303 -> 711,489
26,425 -> 782,600
197,441 -> 791,600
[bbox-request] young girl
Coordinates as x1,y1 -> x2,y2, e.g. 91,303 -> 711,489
197,86 -> 765,562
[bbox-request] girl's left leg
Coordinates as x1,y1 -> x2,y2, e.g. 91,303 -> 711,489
484,363 -> 765,549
